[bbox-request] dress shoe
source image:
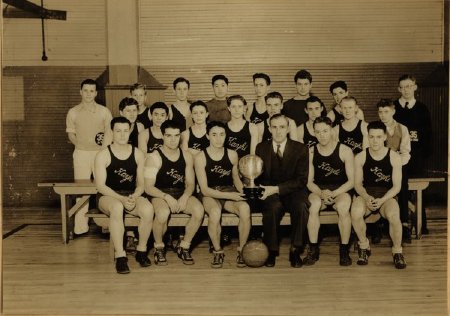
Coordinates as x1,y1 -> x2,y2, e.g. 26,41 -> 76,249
265,251 -> 276,267
289,248 -> 303,268
303,244 -> 320,266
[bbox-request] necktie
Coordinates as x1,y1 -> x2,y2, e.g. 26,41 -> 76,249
405,101 -> 409,109
276,144 -> 283,159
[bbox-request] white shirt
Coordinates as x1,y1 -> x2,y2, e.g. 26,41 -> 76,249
272,139 -> 287,156
399,98 -> 416,109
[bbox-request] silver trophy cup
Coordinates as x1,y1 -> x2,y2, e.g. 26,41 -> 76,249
238,154 -> 264,200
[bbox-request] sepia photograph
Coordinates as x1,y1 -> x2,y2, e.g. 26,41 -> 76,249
2,0 -> 448,315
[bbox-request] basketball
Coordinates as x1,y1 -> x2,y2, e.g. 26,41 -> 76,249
242,240 -> 269,267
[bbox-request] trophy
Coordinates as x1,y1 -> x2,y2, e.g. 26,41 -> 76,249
238,154 -> 264,201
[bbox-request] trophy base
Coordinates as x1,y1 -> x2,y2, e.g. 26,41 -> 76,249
244,187 -> 263,201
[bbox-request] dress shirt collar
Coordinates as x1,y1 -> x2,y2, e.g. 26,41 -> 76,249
399,98 -> 416,109
272,139 -> 288,155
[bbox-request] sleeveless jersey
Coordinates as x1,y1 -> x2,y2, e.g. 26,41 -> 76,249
386,122 -> 402,152
302,123 -> 318,148
105,146 -> 137,193
171,104 -> 187,132
225,121 -> 251,158
313,143 -> 347,190
332,107 -> 344,126
188,127 -> 209,151
154,148 -> 186,190
363,148 -> 393,198
147,129 -> 163,153
261,120 -> 272,142
338,120 -> 364,154
137,107 -> 152,129
204,149 -> 234,188
249,103 -> 269,124
128,123 -> 139,147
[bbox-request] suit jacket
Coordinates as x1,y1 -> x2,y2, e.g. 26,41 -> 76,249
255,138 -> 309,196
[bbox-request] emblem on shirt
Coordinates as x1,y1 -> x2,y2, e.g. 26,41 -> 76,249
227,137 -> 248,153
95,132 -> 105,146
192,143 -> 202,150
370,167 -> 391,183
409,130 -> 418,142
306,140 -> 317,148
148,143 -> 163,152
343,137 -> 362,152
317,162 -> 341,177
211,165 -> 232,178
114,168 -> 134,183
167,168 -> 184,185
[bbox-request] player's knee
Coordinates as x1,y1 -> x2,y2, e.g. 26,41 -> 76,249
109,202 -> 124,220
154,207 -> 170,223
239,203 -> 251,219
207,208 -> 222,225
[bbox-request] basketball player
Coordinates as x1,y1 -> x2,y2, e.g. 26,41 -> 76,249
66,79 -> 112,236
195,121 -> 251,268
144,120 -> 204,265
170,77 -> 191,132
246,73 -> 270,124
351,121 -> 406,269
206,74 -> 231,123
138,102 -> 168,154
327,81 -> 364,126
94,117 -> 153,274
130,83 -> 152,129
305,117 -> 354,266
181,100 -> 210,155
297,96 -> 326,148
257,91 -> 298,143
225,95 -> 258,158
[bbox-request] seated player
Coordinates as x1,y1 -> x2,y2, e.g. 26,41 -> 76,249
297,96 -> 326,148
257,91 -> 298,143
246,73 -> 270,124
351,121 -> 406,269
181,100 -> 210,156
377,98 -> 411,243
305,117 -> 354,266
327,81 -> 364,126
333,96 -> 368,155
144,120 -> 204,265
94,117 -> 154,274
225,95 -> 258,158
195,121 -> 251,268
138,102 -> 169,154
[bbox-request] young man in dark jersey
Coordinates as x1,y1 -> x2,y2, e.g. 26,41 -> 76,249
246,73 -> 270,124
351,121 -> 406,269
195,121 -> 251,268
170,77 -> 191,132
377,99 -> 411,243
94,117 -> 154,274
297,96 -> 326,148
130,83 -> 152,129
225,95 -> 258,158
393,74 -> 433,234
327,81 -> 364,126
206,74 -> 231,123
144,120 -> 204,265
181,100 -> 210,156
138,102 -> 168,154
305,117 -> 354,266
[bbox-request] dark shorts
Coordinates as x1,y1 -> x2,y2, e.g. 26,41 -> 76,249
200,185 -> 237,208
158,187 -> 185,200
96,190 -> 135,213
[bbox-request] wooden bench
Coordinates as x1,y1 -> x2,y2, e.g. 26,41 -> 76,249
39,177 -> 445,243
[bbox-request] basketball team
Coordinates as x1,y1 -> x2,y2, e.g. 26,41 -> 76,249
65,70 -> 432,274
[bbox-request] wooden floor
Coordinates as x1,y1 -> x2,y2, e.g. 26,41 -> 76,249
2,207 -> 448,316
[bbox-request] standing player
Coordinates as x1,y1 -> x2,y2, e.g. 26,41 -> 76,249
118,97 -> 145,147
138,102 -> 168,154
195,121 -> 251,268
206,74 -> 231,123
393,74 -> 433,234
181,101 -> 210,156
327,81 -> 364,126
94,117 -> 153,274
144,120 -> 204,265
170,77 -> 191,132
305,117 -> 354,266
66,79 -> 112,236
225,95 -> 258,158
246,73 -> 270,124
297,96 -> 326,148
351,121 -> 406,269
130,83 -> 152,129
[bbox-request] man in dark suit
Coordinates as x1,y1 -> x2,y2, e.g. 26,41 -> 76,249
255,113 -> 309,268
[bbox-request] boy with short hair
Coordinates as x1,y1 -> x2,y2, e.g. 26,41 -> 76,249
66,79 -> 112,235
138,102 -> 169,154
195,121 -> 251,268
297,96 -> 326,148
181,100 -> 210,156
118,97 -> 145,147
246,73 -> 270,124
206,74 -> 231,123
327,81 -> 364,126
170,77 -> 191,132
130,83 -> 152,129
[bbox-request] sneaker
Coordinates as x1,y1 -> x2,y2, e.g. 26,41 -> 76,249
115,257 -> 130,274
177,246 -> 195,265
303,244 -> 320,266
357,246 -> 371,265
211,250 -> 225,268
135,251 -> 151,267
339,244 -> 352,266
154,247 -> 168,266
393,253 -> 407,269
236,251 -> 246,268
402,226 -> 412,244
125,236 -> 137,254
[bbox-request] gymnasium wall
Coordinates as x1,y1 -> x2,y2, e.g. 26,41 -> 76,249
2,0 -> 447,207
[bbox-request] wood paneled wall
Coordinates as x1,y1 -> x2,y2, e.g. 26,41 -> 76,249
2,0 -> 107,66
139,0 -> 443,66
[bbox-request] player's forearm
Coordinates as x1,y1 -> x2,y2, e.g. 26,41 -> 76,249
333,181 -> 353,197
97,184 -> 126,201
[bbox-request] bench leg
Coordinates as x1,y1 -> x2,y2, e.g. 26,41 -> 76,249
416,190 -> 423,239
110,237 -> 115,261
61,195 -> 69,244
